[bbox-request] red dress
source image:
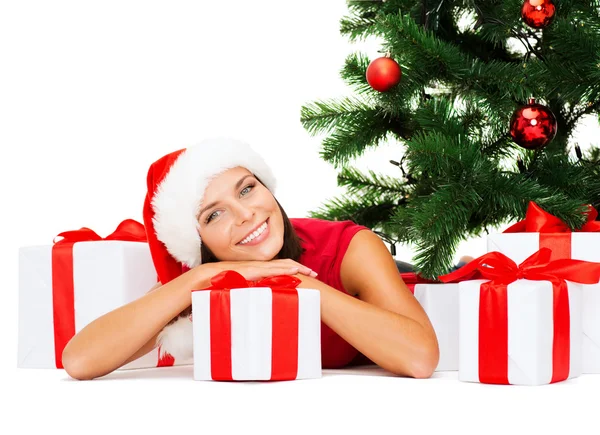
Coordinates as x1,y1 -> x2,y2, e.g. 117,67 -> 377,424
290,217 -> 375,368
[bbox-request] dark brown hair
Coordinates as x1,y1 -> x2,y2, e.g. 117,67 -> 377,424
167,175 -> 305,324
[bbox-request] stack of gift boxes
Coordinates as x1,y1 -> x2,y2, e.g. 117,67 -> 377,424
415,201 -> 600,385
18,201 -> 600,385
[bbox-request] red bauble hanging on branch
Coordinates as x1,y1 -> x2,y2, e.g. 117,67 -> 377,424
521,0 -> 556,29
509,98 -> 557,150
366,54 -> 402,92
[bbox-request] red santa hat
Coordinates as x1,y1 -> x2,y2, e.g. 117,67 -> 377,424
143,137 -> 278,286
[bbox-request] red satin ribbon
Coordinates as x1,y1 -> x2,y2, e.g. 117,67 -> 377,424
51,219 -> 147,368
199,270 -> 301,381
439,248 -> 600,384
503,201 -> 600,262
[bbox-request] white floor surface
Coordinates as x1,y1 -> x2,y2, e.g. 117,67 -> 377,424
4,364 -> 599,434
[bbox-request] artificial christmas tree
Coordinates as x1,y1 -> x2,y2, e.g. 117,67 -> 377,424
301,0 -> 600,279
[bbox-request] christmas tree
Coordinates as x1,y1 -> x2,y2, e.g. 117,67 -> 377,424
300,0 -> 600,279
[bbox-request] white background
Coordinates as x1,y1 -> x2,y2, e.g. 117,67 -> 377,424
2,1 -> 599,433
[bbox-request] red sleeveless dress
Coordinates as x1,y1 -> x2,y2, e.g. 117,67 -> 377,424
290,217 -> 375,368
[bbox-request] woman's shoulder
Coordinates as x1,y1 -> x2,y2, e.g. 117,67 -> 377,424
290,216 -> 359,236
290,217 -> 369,257
290,216 -> 363,230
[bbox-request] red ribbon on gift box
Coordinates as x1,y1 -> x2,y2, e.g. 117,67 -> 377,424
439,248 -> 600,385
503,201 -> 600,261
51,219 -> 147,368
197,270 -> 302,381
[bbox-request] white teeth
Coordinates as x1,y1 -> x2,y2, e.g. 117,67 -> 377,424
239,221 -> 268,245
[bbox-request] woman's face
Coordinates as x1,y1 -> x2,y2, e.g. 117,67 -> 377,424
196,166 -> 284,261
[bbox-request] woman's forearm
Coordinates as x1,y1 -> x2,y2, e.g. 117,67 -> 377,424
62,266 -> 208,380
296,275 -> 439,378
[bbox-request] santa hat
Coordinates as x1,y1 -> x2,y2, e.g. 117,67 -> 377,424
143,137 -> 278,286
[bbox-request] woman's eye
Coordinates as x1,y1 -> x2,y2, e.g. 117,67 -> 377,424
206,183 -> 255,223
206,210 -> 219,223
241,183 -> 254,195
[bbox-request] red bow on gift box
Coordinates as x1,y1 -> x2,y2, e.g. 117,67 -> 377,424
203,269 -> 302,291
52,219 -> 147,368
195,270 -> 304,381
503,201 -> 600,262
53,219 -> 147,244
505,201 -> 600,234
439,248 -> 600,384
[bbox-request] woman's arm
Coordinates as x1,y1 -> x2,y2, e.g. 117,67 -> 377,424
295,230 -> 439,378
116,282 -> 163,367
61,266 -> 209,380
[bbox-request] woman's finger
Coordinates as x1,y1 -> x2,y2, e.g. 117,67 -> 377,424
276,260 -> 313,276
259,267 -> 299,279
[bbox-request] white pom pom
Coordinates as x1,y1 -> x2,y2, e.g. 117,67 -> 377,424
157,315 -> 193,361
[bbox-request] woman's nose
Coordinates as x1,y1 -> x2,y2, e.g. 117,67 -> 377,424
233,202 -> 254,221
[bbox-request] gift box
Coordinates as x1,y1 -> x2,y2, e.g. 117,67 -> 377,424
440,249 -> 600,385
487,201 -> 600,373
459,278 -> 582,385
192,270 -> 322,381
413,283 -> 459,371
18,220 -> 193,370
487,201 -> 600,264
582,283 -> 600,373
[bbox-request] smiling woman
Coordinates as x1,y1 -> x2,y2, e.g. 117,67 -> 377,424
60,137 -> 439,380
197,170 -> 305,267
195,168 -> 285,259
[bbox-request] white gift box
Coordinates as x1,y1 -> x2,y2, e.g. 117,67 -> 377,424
487,232 -> 600,265
18,241 -> 193,370
192,286 -> 322,381
582,283 -> 600,373
414,283 -> 459,371
488,232 -> 600,373
459,279 -> 582,385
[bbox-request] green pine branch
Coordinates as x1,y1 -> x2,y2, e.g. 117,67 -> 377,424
319,121 -> 393,168
307,194 -> 399,230
300,96 -> 375,136
336,166 -> 409,197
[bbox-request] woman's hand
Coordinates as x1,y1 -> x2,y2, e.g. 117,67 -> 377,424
196,259 -> 317,283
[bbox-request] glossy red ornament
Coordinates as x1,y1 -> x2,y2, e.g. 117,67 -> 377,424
510,98 -> 557,150
521,0 -> 556,29
366,56 -> 402,92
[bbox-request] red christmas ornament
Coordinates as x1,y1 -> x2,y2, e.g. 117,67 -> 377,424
366,55 -> 402,92
521,0 -> 556,29
509,98 -> 557,150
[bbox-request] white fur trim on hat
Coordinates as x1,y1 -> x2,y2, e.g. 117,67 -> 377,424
151,137 -> 277,269
157,315 -> 193,361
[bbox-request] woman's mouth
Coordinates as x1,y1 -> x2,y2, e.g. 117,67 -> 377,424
237,218 -> 270,246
